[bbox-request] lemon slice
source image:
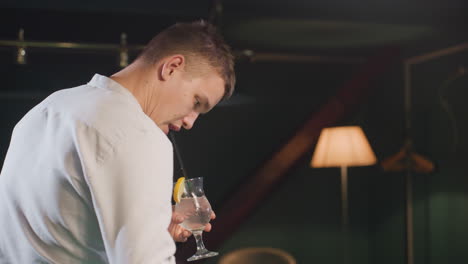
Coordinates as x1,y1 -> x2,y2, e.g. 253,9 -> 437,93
173,177 -> 185,203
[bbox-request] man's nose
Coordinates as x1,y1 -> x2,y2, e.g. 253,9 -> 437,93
182,111 -> 199,130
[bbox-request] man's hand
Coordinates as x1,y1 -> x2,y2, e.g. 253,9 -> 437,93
168,207 -> 216,242
204,211 -> 216,232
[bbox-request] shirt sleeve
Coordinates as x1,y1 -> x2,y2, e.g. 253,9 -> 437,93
76,123 -> 176,264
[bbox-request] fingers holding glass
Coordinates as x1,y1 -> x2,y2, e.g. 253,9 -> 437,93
174,177 -> 218,261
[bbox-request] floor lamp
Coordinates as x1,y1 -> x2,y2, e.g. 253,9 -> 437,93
311,126 -> 377,264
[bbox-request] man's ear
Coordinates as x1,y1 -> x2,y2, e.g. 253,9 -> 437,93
160,55 -> 185,81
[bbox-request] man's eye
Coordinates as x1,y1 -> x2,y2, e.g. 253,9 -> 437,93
194,98 -> 201,107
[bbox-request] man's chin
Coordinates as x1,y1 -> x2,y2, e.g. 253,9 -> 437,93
159,125 -> 169,135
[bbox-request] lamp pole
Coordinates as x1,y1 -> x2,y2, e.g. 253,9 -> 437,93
341,165 -> 349,264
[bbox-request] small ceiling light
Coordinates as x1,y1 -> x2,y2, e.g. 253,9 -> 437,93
16,28 -> 27,65
119,32 -> 128,68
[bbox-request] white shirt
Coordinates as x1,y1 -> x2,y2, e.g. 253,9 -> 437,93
0,74 -> 176,264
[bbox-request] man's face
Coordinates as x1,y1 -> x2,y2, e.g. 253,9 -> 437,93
155,68 -> 225,134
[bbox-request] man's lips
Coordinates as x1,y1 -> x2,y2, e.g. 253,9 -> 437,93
169,124 -> 180,132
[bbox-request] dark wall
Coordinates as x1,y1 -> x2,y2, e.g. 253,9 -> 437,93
366,50 -> 468,263
203,48 -> 468,263
1,6 -> 468,264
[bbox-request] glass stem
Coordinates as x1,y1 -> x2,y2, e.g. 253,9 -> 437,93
193,231 -> 208,253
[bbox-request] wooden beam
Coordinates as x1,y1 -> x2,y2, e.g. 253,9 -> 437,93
175,47 -> 399,263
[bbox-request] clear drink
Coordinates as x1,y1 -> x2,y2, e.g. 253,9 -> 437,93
173,177 -> 218,261
175,196 -> 212,232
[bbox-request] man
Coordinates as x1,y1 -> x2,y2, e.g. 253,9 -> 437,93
0,20 -> 235,263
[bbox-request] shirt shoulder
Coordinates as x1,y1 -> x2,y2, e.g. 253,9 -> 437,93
38,79 -> 171,151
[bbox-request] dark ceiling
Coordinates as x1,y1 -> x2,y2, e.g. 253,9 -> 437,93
1,0 -> 467,55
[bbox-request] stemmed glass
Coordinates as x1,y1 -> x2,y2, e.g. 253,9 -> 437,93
174,177 -> 218,261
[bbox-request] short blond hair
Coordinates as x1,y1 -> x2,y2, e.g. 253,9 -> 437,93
138,20 -> 236,100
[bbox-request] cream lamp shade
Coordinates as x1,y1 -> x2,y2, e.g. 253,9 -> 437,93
311,126 -> 377,168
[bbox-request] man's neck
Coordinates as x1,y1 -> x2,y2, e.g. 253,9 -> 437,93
111,63 -> 156,109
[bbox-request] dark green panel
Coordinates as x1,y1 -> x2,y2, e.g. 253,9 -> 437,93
206,159 -> 372,264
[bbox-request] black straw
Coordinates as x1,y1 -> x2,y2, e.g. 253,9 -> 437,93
169,132 -> 188,178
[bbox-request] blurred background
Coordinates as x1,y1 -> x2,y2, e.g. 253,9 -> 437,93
1,0 -> 467,263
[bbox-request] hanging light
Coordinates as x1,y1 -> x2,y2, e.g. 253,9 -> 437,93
119,32 -> 128,68
16,28 -> 27,65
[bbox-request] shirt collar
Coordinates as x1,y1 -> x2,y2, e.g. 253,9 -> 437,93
88,73 -> 141,110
